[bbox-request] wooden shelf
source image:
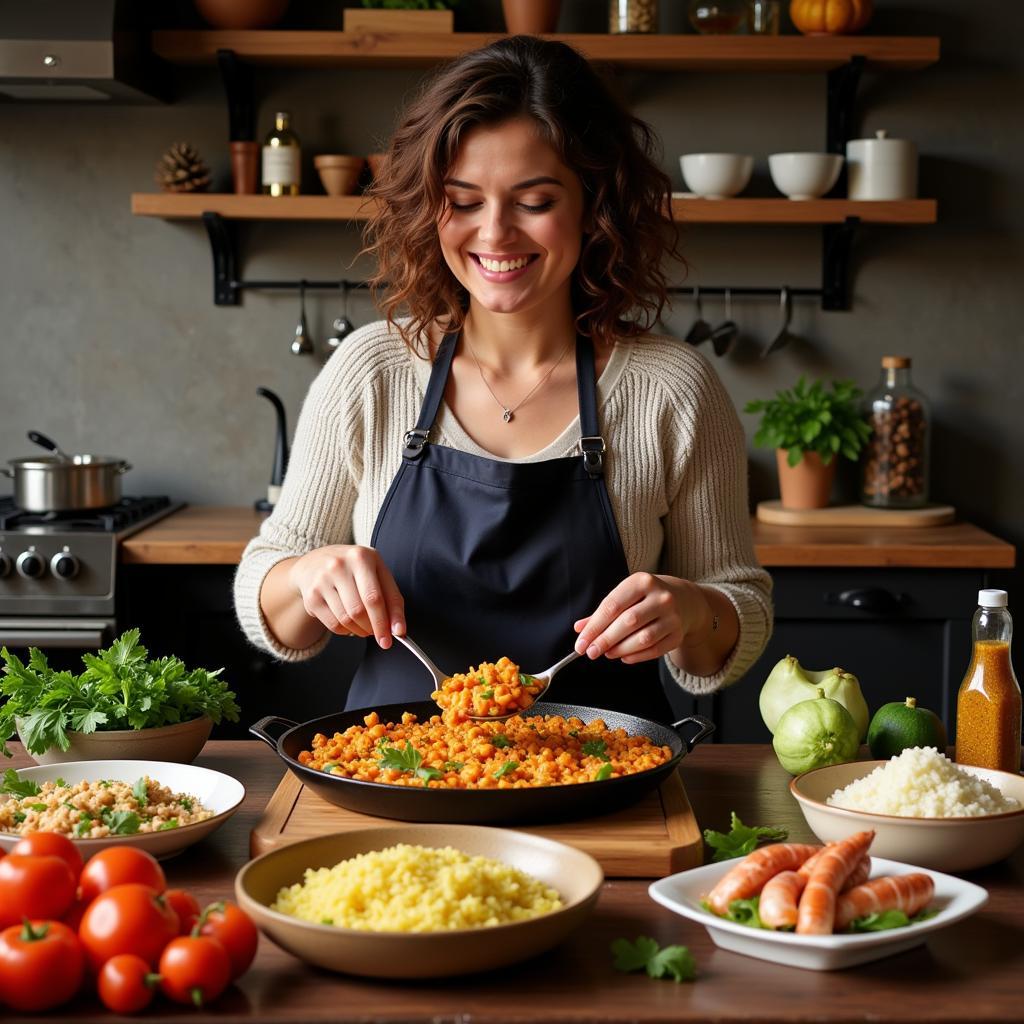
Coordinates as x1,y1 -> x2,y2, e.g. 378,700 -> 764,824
131,193 -> 937,226
151,31 -> 940,72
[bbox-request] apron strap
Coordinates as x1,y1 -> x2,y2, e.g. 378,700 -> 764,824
575,337 -> 606,478
403,331 -> 459,459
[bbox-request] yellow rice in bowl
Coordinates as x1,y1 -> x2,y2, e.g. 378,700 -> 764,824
270,843 -> 563,932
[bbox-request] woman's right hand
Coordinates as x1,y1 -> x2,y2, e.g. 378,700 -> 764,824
288,545 -> 406,649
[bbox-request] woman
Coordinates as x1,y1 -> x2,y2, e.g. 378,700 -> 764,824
234,36 -> 772,722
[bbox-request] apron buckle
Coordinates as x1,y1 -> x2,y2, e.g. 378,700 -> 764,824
580,435 -> 606,477
403,428 -> 430,459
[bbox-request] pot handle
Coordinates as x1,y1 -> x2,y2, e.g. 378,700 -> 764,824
670,714 -> 715,753
249,715 -> 299,749
116,461 -> 133,475
0,468 -> 10,479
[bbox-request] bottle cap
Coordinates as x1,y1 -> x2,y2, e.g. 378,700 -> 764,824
881,355 -> 911,368
978,589 -> 1008,608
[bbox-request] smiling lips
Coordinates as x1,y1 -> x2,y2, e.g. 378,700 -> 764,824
471,252 -> 538,281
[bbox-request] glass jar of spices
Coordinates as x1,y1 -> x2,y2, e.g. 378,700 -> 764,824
610,0 -> 658,33
955,590 -> 1022,773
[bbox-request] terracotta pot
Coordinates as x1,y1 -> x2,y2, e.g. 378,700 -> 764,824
230,141 -> 259,195
776,448 -> 837,510
501,0 -> 562,34
194,0 -> 288,29
314,155 -> 365,196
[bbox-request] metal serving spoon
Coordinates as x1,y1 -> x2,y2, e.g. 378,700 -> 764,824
393,634 -> 581,722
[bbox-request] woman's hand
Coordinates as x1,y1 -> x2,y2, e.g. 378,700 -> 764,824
288,545 -> 406,649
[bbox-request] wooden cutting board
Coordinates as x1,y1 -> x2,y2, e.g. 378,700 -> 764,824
251,769 -> 703,878
756,500 -> 956,528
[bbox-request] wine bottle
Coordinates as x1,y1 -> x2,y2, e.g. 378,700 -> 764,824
262,111 -> 300,197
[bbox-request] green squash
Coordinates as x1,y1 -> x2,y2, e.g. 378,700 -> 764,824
772,688 -> 860,776
867,697 -> 948,760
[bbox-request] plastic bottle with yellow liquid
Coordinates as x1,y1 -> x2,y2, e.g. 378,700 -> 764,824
955,589 -> 1022,773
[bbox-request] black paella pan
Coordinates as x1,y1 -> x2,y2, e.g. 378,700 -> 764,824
250,701 -> 714,825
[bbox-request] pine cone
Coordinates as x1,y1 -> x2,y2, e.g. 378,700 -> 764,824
155,142 -> 212,193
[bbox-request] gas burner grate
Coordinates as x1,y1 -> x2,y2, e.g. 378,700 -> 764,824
0,496 -> 173,533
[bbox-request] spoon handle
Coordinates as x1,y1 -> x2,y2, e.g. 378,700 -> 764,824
392,634 -> 447,688
544,650 -> 581,679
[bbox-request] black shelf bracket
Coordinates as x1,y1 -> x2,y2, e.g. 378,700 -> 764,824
202,212 -> 240,306
822,215 -> 860,311
826,55 -> 866,154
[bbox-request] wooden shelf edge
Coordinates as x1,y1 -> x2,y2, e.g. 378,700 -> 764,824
131,193 -> 937,226
152,31 -> 940,71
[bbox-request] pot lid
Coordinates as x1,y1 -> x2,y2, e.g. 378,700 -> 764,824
8,454 -> 125,468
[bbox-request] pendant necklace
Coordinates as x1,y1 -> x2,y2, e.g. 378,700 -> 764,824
465,336 -> 573,424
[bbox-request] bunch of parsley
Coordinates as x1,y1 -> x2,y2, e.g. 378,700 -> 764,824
0,628 -> 240,757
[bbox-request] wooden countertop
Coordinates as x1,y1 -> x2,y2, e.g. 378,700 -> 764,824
8,740 -> 1021,1023
120,505 -> 1016,569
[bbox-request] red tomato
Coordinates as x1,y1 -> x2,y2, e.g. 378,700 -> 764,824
165,888 -> 202,935
198,901 -> 259,979
63,896 -> 90,932
97,953 -> 160,1014
0,853 -> 76,928
79,845 -> 166,903
78,883 -> 180,971
158,935 -> 232,1007
0,919 -> 85,1012
10,831 -> 83,882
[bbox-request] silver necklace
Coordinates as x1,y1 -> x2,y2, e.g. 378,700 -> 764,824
465,336 -> 573,424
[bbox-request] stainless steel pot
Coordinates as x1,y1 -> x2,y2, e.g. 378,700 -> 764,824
2,450 -> 132,512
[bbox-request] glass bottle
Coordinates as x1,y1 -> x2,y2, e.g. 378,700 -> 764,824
860,355 -> 931,508
262,111 -> 301,197
609,0 -> 658,33
956,590 -> 1022,773
688,0 -> 746,34
748,0 -> 780,34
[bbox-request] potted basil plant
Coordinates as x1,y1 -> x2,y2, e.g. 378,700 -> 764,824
0,629 -> 240,765
745,377 -> 872,509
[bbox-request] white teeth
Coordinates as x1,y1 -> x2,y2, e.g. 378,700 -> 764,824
479,256 -> 530,272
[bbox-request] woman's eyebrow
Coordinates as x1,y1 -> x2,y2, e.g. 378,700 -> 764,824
443,176 -> 565,190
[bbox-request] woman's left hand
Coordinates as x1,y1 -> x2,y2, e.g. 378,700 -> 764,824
573,572 -> 711,665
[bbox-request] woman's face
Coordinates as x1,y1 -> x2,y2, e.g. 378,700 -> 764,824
438,117 -> 586,319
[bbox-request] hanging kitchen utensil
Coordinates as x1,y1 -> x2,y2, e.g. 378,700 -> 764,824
762,285 -> 799,358
27,430 -> 73,461
707,288 -> 739,358
684,286 -> 713,345
291,280 -> 314,356
255,387 -> 290,512
326,281 -> 357,350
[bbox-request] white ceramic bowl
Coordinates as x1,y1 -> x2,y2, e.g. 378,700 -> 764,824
768,152 -> 843,200
790,760 -> 1024,872
649,856 -> 988,972
0,759 -> 245,859
679,153 -> 754,199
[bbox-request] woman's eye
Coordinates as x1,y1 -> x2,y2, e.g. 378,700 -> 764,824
447,200 -> 481,211
518,200 -> 555,213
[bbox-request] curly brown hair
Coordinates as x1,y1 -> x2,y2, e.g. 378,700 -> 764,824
363,35 -> 683,354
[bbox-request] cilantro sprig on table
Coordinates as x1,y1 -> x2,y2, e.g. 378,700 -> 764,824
611,936 -> 696,983
703,812 -> 788,862
0,629 -> 240,758
377,741 -> 443,782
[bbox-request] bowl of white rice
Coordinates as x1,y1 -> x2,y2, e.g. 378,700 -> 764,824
790,748 -> 1024,871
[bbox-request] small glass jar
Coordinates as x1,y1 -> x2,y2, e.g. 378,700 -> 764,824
861,355 -> 931,508
610,0 -> 658,34
748,0 -> 780,34
688,0 -> 746,34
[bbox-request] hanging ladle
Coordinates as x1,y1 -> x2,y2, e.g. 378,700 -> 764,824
392,633 -> 581,722
27,430 -> 72,461
326,281 -> 356,350
291,280 -> 314,356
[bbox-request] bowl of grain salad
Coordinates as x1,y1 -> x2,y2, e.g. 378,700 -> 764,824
0,759 -> 245,859
790,747 -> 1024,871
235,825 -> 603,978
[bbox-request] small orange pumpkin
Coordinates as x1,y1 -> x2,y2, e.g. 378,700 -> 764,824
789,0 -> 873,35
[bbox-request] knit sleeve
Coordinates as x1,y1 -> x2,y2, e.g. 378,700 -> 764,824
232,349 -> 363,662
659,357 -> 773,696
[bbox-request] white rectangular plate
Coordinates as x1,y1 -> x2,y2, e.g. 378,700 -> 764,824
648,856 -> 987,971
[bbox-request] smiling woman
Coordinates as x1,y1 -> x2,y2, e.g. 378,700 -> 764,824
234,36 -> 773,724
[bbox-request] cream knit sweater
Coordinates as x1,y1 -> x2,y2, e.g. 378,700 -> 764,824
233,320 -> 773,696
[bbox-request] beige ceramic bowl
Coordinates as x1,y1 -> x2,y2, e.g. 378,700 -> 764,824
314,154 -> 365,196
20,715 -> 212,765
791,760 -> 1024,871
235,825 -> 603,978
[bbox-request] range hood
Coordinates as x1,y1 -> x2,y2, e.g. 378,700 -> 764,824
0,0 -> 166,103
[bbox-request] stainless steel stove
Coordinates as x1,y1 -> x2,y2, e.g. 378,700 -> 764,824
0,496 -> 183,649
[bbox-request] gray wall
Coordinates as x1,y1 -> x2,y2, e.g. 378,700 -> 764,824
2,0 -> 1021,589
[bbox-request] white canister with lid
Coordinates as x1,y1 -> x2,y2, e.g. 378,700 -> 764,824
846,130 -> 918,200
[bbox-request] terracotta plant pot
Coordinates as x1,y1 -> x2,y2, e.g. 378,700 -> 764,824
314,155 -> 365,196
501,0 -> 562,34
230,141 -> 259,195
194,0 -> 288,29
776,449 -> 837,510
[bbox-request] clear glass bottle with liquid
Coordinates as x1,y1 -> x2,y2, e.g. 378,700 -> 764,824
955,590 -> 1022,773
860,355 -> 931,508
262,111 -> 301,197
609,0 -> 658,33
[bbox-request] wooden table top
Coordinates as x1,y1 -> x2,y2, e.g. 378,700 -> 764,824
120,505 -> 1015,569
9,741 -> 1022,1023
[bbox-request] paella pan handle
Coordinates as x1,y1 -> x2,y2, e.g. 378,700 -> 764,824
249,715 -> 299,749
669,714 -> 715,753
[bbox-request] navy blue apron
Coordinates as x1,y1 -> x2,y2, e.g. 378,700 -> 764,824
346,331 -> 672,722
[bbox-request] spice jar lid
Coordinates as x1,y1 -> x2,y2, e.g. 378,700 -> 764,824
881,355 -> 911,368
979,589 -> 1008,608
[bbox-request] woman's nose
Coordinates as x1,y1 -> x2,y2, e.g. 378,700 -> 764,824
477,202 -> 516,245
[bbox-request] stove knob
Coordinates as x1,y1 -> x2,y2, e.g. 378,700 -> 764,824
0,552 -> 10,578
51,550 -> 80,581
16,549 -> 46,579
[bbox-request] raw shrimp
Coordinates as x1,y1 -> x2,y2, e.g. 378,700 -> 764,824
706,843 -> 820,915
796,830 -> 875,935
834,872 -> 935,931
